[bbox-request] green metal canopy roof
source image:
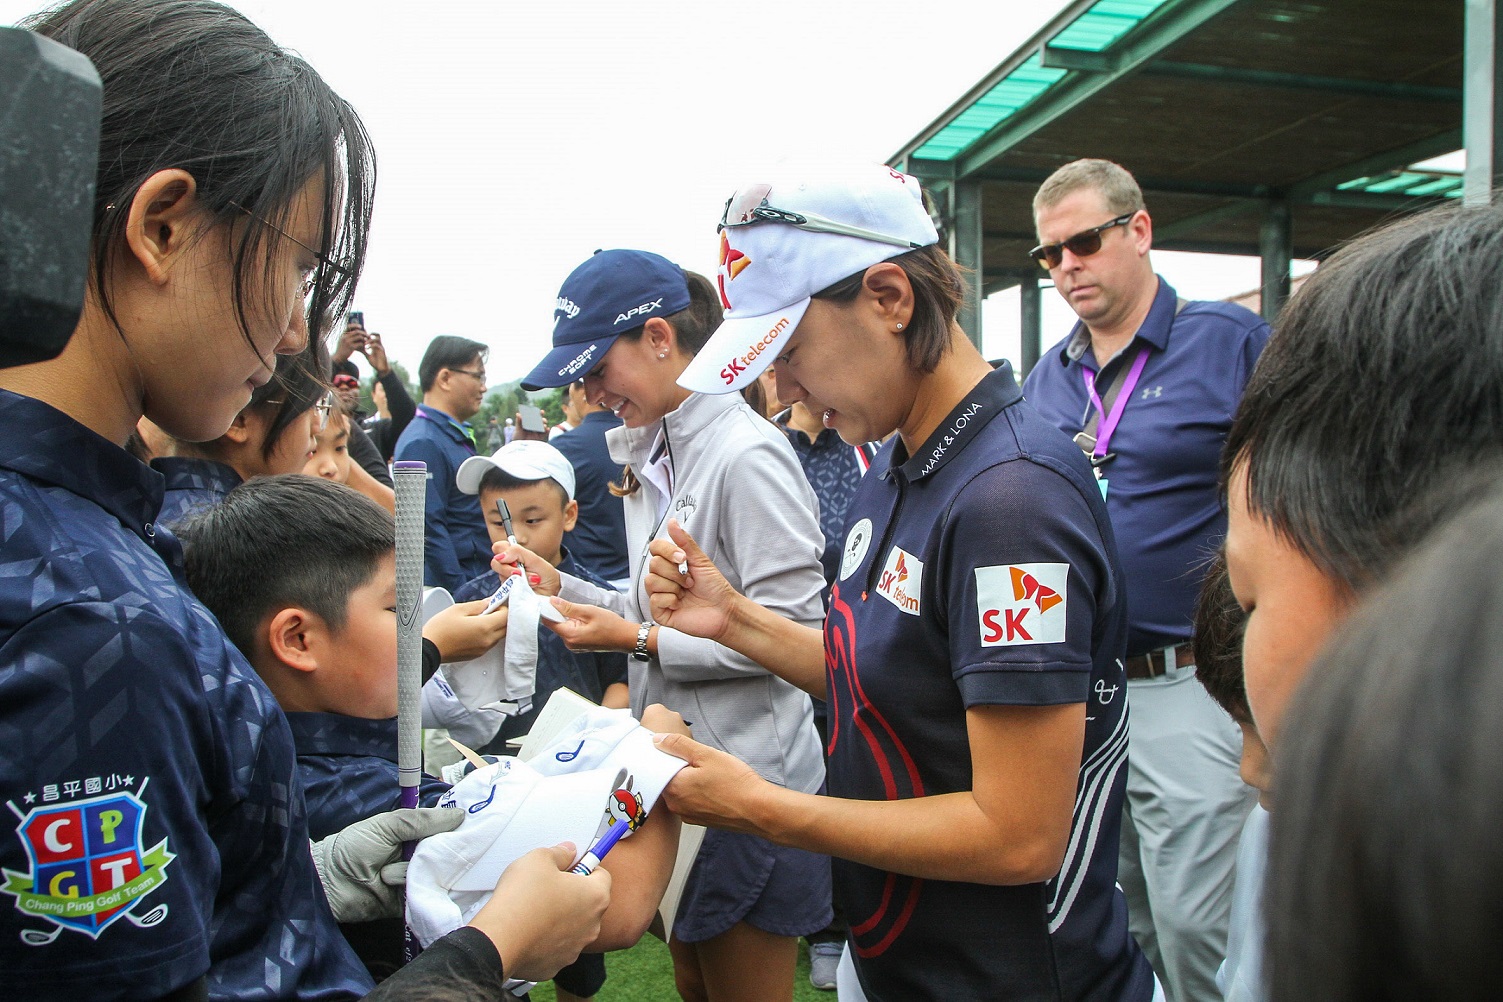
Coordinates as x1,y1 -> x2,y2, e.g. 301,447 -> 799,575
892,0 -> 1465,295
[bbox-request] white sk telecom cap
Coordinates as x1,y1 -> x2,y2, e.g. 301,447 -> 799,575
679,162 -> 939,394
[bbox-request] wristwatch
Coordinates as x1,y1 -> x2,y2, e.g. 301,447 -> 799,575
632,621 -> 654,662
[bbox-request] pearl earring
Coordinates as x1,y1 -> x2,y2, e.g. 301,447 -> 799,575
659,352 -> 667,359
896,323 -> 904,330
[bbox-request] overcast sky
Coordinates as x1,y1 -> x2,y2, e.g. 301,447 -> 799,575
7,0 -> 1320,385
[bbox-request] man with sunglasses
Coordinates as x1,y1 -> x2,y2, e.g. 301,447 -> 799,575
1021,159 -> 1269,1002
393,335 -> 494,590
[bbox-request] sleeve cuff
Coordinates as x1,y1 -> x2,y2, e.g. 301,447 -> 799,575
954,662 -> 1092,707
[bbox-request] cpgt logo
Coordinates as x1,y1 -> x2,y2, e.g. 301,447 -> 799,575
975,563 -> 1068,646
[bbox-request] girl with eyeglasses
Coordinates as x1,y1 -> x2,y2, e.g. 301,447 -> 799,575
0,1 -> 607,997
642,164 -> 1155,1002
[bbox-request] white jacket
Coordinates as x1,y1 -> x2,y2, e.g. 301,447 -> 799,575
558,390 -> 826,793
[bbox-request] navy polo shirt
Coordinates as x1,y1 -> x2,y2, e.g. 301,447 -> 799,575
553,410 -> 629,582
289,713 -> 450,841
454,548 -> 628,754
1023,278 -> 1270,655
150,457 -> 242,531
0,390 -> 370,1000
393,404 -> 490,591
825,365 -> 1150,1002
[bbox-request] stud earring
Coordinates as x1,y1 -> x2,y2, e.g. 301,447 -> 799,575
659,352 -> 667,359
895,323 -> 904,330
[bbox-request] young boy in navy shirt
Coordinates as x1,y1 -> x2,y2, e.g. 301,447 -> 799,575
453,440 -> 630,756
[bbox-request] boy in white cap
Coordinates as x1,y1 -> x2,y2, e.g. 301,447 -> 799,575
453,439 -> 631,750
452,440 -> 632,1002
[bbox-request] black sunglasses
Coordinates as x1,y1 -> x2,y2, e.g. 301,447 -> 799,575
1028,212 -> 1136,271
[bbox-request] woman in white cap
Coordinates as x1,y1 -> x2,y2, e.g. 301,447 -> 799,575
505,249 -> 833,1002
643,164 -> 1155,1002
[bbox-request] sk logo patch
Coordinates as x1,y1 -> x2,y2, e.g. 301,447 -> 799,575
3,783 -> 174,944
716,233 -> 750,311
875,546 -> 923,615
975,562 -> 1069,647
840,518 -> 873,581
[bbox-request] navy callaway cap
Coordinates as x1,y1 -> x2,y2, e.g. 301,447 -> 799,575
521,249 -> 692,390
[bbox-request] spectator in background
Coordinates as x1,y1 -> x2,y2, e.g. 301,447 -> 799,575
546,378 -> 629,586
394,335 -> 492,591
1022,158 -> 1268,1002
503,416 -> 517,444
549,379 -> 585,440
484,415 -> 503,452
332,318 -> 415,472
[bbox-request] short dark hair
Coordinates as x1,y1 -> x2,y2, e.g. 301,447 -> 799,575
178,475 -> 393,655
1192,550 -> 1249,724
477,466 -> 570,508
810,244 -> 967,375
418,336 -> 488,392
1223,201 -> 1503,590
1265,480 -> 1503,1001
28,0 -> 374,349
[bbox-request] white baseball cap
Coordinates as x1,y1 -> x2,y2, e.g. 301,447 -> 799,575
455,439 -> 576,499
678,162 -> 939,395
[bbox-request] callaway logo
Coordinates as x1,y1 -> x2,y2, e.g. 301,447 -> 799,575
875,546 -> 923,615
615,298 -> 665,326
555,296 -> 581,320
558,344 -> 597,378
920,402 -> 984,475
716,232 -> 750,312
975,562 -> 1069,647
720,318 -> 789,385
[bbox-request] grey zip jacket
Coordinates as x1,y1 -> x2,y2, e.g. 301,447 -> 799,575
556,390 -> 827,793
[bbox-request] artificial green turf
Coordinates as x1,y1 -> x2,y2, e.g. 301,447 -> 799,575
528,937 -> 828,1001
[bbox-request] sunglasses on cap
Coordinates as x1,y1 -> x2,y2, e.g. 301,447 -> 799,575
1028,212 -> 1137,271
719,183 -> 924,250
332,374 -> 359,389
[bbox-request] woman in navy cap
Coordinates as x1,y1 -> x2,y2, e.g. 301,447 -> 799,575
509,248 -> 833,1002
643,163 -> 1155,1002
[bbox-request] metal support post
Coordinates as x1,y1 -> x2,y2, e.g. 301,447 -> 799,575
1464,0 -> 1503,206
1259,199 -> 1292,324
950,180 -> 985,349
1020,271 -> 1043,376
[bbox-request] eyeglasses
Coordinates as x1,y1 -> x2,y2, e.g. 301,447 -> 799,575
719,183 -> 923,250
228,201 -> 351,299
1028,212 -> 1137,271
448,367 -> 487,383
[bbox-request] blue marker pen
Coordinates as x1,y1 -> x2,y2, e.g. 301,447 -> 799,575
571,819 -> 631,876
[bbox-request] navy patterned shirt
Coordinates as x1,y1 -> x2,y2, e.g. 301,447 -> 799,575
0,391 -> 371,1000
454,548 -> 628,754
290,713 -> 451,842
150,457 -> 242,531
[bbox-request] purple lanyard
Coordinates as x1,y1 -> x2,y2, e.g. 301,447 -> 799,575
1082,348 -> 1149,458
